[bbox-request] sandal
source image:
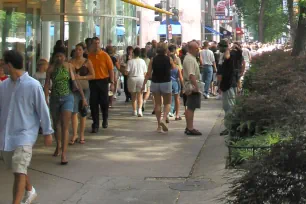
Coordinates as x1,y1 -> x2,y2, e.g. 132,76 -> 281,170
175,116 -> 182,121
185,129 -> 202,136
79,139 -> 86,144
160,121 -> 169,132
69,137 -> 78,145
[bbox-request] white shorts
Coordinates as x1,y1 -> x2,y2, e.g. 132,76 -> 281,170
128,76 -> 146,93
0,146 -> 32,174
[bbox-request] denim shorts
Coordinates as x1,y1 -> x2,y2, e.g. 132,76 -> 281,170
172,81 -> 180,94
151,81 -> 172,94
50,94 -> 74,117
73,89 -> 90,113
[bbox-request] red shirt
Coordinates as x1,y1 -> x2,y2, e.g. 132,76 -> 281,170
0,75 -> 8,82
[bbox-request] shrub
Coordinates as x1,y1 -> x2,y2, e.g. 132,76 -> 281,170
226,134 -> 306,204
228,131 -> 291,166
225,51 -> 306,139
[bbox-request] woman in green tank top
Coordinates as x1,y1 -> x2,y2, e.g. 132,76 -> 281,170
44,46 -> 87,165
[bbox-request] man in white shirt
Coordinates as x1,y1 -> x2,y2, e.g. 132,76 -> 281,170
200,41 -> 217,99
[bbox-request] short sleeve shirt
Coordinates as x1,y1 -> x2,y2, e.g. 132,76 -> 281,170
88,50 -> 113,80
200,49 -> 215,65
183,53 -> 201,85
126,58 -> 147,77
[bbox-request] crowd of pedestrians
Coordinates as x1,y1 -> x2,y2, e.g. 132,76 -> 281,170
0,36 -> 280,203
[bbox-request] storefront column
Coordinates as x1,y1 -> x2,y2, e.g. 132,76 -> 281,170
68,22 -> 81,58
100,0 -> 116,48
54,22 -> 61,43
139,9 -> 144,48
41,21 -> 51,61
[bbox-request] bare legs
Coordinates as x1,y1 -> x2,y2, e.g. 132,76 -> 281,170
61,111 -> 71,163
185,108 -> 194,130
153,93 -> 171,132
131,92 -> 137,113
71,113 -> 86,142
131,92 -> 144,115
13,174 -> 26,204
71,113 -> 78,142
52,110 -> 71,163
174,94 -> 180,118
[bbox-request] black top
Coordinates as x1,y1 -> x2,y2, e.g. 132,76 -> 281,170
110,56 -> 117,66
152,55 -> 171,83
76,60 -> 89,76
218,50 -> 243,92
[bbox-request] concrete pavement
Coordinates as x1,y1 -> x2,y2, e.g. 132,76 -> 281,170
0,96 -> 229,204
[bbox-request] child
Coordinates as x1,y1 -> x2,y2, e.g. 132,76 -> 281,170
34,59 -> 48,87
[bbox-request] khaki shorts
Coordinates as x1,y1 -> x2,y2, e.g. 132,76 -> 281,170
0,146 -> 32,175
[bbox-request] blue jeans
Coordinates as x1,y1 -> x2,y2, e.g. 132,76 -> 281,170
202,65 -> 213,95
170,81 -> 180,114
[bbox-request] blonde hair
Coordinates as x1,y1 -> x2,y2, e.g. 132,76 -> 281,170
156,42 -> 168,55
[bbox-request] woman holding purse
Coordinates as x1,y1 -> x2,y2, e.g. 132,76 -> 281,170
44,46 -> 87,165
69,43 -> 95,145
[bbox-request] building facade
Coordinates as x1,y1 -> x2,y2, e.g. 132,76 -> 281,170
138,0 -> 201,47
0,0 -> 137,75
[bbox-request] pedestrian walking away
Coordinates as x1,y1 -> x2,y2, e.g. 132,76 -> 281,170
126,48 -> 147,117
0,50 -> 53,204
200,41 -> 217,99
142,42 -> 175,133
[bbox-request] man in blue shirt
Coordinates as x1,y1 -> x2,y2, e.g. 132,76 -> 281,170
0,50 -> 53,204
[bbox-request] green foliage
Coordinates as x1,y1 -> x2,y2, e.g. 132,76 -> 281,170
229,131 -> 292,166
227,134 -> 306,204
235,0 -> 288,42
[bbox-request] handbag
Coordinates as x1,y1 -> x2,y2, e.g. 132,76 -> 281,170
69,64 -> 80,92
184,81 -> 204,96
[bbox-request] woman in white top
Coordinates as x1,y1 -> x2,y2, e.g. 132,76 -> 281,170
126,48 -> 147,117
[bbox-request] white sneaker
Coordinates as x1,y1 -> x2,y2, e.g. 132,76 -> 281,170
133,111 -> 137,116
138,112 -> 143,117
168,112 -> 174,118
22,187 -> 37,204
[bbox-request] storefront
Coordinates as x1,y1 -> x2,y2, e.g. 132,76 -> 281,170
0,0 -> 137,75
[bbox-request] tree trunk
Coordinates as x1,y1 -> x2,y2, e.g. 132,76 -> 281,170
291,5 -> 306,56
287,0 -> 296,42
258,0 -> 266,42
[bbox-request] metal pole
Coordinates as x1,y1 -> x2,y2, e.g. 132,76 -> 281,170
166,0 -> 170,42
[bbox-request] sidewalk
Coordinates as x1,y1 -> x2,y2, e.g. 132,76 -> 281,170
0,97 -> 228,204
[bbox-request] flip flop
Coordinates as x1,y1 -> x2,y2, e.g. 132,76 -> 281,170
69,138 -> 78,145
160,121 -> 168,132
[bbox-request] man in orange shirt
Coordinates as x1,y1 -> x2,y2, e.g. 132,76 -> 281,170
88,37 -> 114,133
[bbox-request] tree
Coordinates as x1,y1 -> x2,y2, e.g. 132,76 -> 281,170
235,0 -> 288,42
258,0 -> 266,42
291,0 -> 306,56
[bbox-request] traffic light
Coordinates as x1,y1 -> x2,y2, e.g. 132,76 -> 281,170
154,3 -> 163,22
171,8 -> 179,22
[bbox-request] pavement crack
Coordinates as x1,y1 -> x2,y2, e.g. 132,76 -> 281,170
187,112 -> 223,178
28,167 -> 84,184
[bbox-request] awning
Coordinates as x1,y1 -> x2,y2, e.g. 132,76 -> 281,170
220,27 -> 232,36
205,26 -> 223,36
236,27 -> 244,35
158,20 -> 182,35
